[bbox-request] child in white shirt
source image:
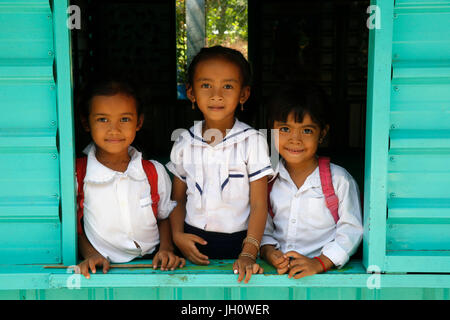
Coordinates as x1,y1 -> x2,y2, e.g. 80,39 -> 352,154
76,80 -> 185,278
167,46 -> 273,283
261,84 -> 363,279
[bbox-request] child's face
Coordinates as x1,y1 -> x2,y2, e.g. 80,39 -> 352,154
187,58 -> 250,123
84,93 -> 143,156
273,112 -> 327,167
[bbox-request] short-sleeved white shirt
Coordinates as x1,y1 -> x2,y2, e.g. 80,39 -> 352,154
166,118 -> 274,234
79,143 -> 177,263
262,159 -> 363,268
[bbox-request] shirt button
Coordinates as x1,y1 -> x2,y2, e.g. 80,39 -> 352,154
288,244 -> 293,249
291,219 -> 296,224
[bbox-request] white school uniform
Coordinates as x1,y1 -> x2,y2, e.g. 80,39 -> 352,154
78,143 -> 177,263
166,118 -> 274,234
261,159 -> 363,268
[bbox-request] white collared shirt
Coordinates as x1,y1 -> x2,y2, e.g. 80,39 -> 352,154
78,143 -> 177,263
262,159 -> 363,268
166,118 -> 274,233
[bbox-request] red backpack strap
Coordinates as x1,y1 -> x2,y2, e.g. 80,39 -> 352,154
318,157 -> 339,223
141,159 -> 160,219
75,157 -> 88,235
267,174 -> 278,218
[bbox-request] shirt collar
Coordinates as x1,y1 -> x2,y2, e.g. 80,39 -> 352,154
83,143 -> 146,183
272,158 -> 322,190
189,118 -> 258,147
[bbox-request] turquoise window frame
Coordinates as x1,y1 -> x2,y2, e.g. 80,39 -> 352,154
53,0 -> 77,266
363,0 -> 450,273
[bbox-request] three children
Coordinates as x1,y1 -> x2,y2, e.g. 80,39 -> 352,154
76,46 -> 363,282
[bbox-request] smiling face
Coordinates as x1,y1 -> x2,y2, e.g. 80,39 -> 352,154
274,112 -> 328,168
187,58 -> 250,125
84,93 -> 143,157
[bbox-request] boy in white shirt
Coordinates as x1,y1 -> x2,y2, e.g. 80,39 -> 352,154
261,84 -> 363,279
76,79 -> 185,278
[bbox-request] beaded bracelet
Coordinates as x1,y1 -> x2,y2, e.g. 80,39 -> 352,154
242,236 -> 260,253
239,252 -> 257,261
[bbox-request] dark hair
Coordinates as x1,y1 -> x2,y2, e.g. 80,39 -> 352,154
77,78 -> 143,119
187,45 -> 252,88
266,83 -> 331,130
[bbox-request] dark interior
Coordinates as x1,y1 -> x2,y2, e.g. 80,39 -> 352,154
71,0 -> 369,260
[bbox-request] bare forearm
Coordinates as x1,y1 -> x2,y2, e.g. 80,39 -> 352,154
242,177 -> 268,256
170,177 -> 187,236
158,218 -> 175,251
169,202 -> 186,235
78,233 -> 102,259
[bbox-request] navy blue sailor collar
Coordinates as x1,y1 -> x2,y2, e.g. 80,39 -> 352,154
188,118 -> 260,148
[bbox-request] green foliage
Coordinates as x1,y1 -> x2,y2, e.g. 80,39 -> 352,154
176,0 -> 248,84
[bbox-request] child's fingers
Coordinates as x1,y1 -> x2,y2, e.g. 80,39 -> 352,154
79,263 -> 90,279
188,234 -> 208,246
166,253 -> 178,270
277,266 -> 289,275
152,254 -> 161,269
274,258 -> 289,270
88,259 -> 97,274
253,263 -> 263,274
243,265 -> 253,283
102,258 -> 110,274
159,253 -> 169,270
188,244 -> 209,264
288,265 -> 305,279
179,257 -> 186,269
284,251 -> 303,259
272,253 -> 287,266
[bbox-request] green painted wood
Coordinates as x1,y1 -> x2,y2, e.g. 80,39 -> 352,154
393,2 -> 450,60
0,0 -> 62,264
363,0 -> 394,272
52,0 -> 77,266
0,260 -> 449,300
0,3 -> 53,59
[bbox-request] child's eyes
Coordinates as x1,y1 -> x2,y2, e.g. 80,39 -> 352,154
223,84 -> 233,89
303,128 -> 314,134
96,118 -> 108,123
279,127 -> 290,133
200,83 -> 211,89
120,117 -> 131,122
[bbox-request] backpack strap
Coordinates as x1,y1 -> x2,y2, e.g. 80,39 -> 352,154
141,159 -> 160,219
75,157 -> 160,237
75,157 -> 88,235
318,156 -> 339,223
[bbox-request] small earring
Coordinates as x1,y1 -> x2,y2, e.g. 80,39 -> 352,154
240,103 -> 244,111
192,101 -> 195,110
319,137 -> 323,144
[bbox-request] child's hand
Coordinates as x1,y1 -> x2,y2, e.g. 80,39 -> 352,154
268,249 -> 290,274
233,255 -> 264,284
152,249 -> 186,271
284,251 -> 324,279
173,232 -> 209,265
77,253 -> 110,279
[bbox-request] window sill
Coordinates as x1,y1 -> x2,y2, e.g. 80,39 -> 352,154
1,259 -> 449,291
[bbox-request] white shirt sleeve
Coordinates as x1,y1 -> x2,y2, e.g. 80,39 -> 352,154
321,170 -> 363,268
166,135 -> 188,182
151,160 -> 177,220
261,213 -> 280,250
246,133 -> 274,182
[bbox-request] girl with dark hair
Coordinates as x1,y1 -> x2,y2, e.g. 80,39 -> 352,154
76,80 -> 185,278
167,46 -> 273,283
261,84 -> 363,279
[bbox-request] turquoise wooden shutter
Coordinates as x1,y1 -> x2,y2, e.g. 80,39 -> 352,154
0,0 -> 76,265
364,0 -> 450,273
